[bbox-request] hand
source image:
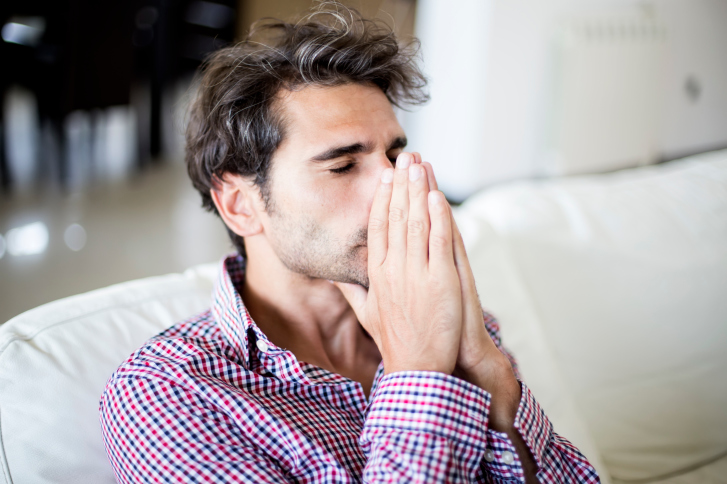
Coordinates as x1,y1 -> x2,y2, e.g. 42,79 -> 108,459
450,210 -> 517,392
335,152 -> 463,375
341,154 -> 533,479
411,154 -> 517,394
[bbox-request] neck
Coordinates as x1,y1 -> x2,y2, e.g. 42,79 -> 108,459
240,233 -> 377,374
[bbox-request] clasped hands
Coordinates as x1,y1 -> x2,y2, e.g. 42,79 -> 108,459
335,152 -> 518,399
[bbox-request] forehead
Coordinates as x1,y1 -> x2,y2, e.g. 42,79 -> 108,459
275,83 -> 402,154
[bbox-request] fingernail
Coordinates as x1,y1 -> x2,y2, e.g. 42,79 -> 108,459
409,164 -> 421,181
397,153 -> 411,170
428,191 -> 442,205
381,168 -> 394,183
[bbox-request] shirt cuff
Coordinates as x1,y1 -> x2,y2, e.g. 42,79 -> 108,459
482,428 -> 526,482
512,381 -> 552,467
480,381 -> 553,482
365,370 -> 491,446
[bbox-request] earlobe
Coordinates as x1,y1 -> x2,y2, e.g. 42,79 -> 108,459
210,175 -> 264,238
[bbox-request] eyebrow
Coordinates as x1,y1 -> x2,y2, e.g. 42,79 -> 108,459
309,136 -> 407,162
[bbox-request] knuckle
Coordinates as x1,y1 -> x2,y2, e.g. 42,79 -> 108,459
407,219 -> 426,237
429,233 -> 450,250
368,217 -> 387,233
388,207 -> 406,224
384,265 -> 398,285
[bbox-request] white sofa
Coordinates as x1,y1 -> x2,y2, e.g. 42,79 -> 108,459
1,149 -> 726,483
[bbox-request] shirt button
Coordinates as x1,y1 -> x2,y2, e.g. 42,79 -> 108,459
256,340 -> 269,353
502,450 -> 514,464
484,449 -> 495,462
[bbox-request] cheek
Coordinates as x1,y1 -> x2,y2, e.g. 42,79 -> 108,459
270,170 -> 321,211
320,182 -> 366,220
316,178 -> 376,235
275,169 -> 377,230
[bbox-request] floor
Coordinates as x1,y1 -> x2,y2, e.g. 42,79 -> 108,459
0,160 -> 232,323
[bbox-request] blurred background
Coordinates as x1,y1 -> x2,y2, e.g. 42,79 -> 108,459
0,0 -> 725,323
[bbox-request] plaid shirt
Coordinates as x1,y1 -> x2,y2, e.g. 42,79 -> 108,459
100,255 -> 599,483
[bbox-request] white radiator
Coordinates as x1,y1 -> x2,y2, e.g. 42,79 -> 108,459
546,16 -> 668,176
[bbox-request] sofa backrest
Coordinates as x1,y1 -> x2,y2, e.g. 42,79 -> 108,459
0,264 -> 217,484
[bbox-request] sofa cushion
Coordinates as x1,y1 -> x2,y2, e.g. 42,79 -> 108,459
612,451 -> 727,484
0,264 -> 217,484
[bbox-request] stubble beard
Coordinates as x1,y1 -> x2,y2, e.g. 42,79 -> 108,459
267,204 -> 370,289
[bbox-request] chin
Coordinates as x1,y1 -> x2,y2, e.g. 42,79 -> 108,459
328,248 -> 369,288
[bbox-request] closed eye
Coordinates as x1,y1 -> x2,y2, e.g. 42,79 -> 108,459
330,155 -> 398,174
329,162 -> 355,174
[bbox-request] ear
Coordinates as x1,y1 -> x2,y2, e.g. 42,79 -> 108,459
210,174 -> 264,239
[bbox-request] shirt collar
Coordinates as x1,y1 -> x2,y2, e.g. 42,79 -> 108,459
211,254 -> 353,386
211,254 -> 253,367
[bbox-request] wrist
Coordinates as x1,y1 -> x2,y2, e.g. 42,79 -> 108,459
455,353 -> 517,395
384,355 -> 456,375
456,356 -> 521,430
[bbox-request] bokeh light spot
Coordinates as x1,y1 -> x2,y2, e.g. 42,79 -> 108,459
64,223 -> 87,252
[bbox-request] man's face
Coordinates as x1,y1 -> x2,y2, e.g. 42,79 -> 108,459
259,83 -> 406,288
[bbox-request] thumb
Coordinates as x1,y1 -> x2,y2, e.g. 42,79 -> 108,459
332,281 -> 368,324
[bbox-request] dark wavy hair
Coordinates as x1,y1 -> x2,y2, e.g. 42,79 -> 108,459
185,1 -> 429,256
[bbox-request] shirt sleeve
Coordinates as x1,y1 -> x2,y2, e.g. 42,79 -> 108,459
100,377 -> 290,484
360,371 -> 600,484
360,371 -> 492,482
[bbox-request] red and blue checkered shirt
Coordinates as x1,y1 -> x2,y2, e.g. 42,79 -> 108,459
100,254 -> 600,483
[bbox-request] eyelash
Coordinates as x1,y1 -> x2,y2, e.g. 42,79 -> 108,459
329,158 -> 397,175
330,163 -> 355,174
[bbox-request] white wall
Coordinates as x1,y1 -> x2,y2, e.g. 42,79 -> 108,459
405,0 -> 727,201
658,0 -> 727,158
401,0 -> 493,202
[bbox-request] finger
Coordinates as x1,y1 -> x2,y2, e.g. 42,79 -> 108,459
422,162 -> 438,191
368,168 -> 394,269
411,152 -> 422,164
449,205 -> 489,346
333,281 -> 369,324
449,207 -> 498,369
388,152 -> 413,261
427,190 -> 455,271
450,208 -> 477,295
406,163 -> 431,269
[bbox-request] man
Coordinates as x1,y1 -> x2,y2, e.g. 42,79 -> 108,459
100,4 -> 600,483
